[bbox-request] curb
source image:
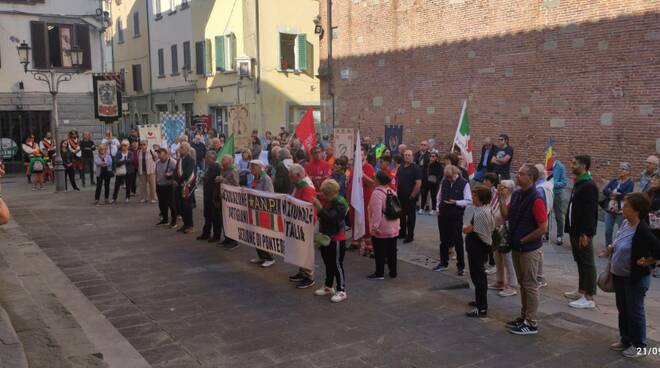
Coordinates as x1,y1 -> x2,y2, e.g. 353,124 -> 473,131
0,304 -> 28,368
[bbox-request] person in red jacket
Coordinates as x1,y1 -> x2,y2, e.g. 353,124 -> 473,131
287,163 -> 317,289
304,147 -> 330,190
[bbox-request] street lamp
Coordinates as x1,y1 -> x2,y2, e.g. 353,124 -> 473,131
16,40 -> 84,192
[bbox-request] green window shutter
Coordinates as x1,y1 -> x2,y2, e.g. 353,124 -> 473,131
297,33 -> 307,71
215,36 -> 225,71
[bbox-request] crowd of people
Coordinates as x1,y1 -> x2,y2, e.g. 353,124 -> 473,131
15,126 -> 660,358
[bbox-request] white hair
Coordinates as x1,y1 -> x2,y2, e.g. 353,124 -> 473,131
534,164 -> 547,180
288,163 -> 305,178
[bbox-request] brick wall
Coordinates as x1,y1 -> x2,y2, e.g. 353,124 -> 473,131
320,0 -> 660,181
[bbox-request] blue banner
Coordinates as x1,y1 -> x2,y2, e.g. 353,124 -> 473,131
384,125 -> 403,153
161,113 -> 186,147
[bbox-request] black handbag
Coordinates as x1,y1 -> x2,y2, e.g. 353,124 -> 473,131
493,223 -> 512,253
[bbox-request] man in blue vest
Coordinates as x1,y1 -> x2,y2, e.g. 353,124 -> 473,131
433,165 -> 472,276
499,164 -> 548,335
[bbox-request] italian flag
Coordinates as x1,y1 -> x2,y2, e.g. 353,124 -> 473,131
249,209 -> 284,232
452,100 -> 475,178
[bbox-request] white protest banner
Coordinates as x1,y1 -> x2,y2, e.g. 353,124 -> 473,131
333,128 -> 354,160
138,124 -> 162,148
221,185 -> 315,270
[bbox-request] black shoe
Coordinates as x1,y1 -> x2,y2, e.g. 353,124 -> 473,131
367,273 -> 385,280
505,317 -> 525,329
73,187 -> 81,191
220,238 -> 232,245
466,308 -> 487,318
224,241 -> 239,251
403,238 -> 414,244
457,269 -> 465,276
197,235 -> 209,240
397,234 -> 406,239
509,321 -> 538,335
156,220 -> 168,225
468,301 -> 477,307
289,272 -> 305,282
296,278 -> 315,289
208,236 -> 220,243
389,272 -> 397,278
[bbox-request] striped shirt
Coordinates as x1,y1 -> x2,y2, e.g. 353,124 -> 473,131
472,206 -> 495,245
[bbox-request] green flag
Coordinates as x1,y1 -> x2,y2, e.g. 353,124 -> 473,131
216,134 -> 235,163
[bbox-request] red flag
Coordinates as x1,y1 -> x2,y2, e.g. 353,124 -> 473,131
294,107 -> 317,153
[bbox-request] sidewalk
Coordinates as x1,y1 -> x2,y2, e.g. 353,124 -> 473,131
1,176 -> 659,367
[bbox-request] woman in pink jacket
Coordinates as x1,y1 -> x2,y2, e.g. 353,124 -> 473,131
367,171 -> 401,279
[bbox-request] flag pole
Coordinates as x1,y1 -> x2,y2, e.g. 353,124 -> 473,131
451,100 -> 467,153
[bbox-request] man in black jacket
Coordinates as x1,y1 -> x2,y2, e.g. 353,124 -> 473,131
198,151 -> 221,242
174,142 -> 196,233
474,137 -> 494,182
564,155 -> 599,309
414,140 -> 431,214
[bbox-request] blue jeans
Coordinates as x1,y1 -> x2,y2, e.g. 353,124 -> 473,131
613,274 -> 650,348
604,212 -> 623,247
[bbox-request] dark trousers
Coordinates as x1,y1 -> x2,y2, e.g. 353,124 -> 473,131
94,172 -> 111,200
126,172 -> 137,195
373,236 -> 398,277
420,181 -> 440,211
438,216 -> 465,270
64,166 -> 79,190
156,185 -> 176,223
176,187 -> 194,228
466,233 -> 488,311
320,240 -> 346,292
113,175 -> 130,200
399,197 -> 417,239
81,157 -> 95,185
613,274 -> 650,348
569,234 -> 597,295
202,199 -> 221,238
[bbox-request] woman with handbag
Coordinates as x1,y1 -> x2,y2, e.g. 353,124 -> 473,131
94,144 -> 113,205
60,140 -> 80,191
464,185 -> 495,317
600,193 -> 660,358
490,179 -> 518,297
111,140 -> 133,203
311,179 -> 349,303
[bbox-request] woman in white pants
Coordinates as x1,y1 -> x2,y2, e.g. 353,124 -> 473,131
137,140 -> 158,203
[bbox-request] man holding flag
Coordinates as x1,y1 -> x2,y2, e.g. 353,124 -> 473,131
452,100 -> 476,180
545,140 -> 568,245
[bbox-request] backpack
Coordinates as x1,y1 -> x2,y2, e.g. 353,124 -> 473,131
32,159 -> 43,172
380,188 -> 403,220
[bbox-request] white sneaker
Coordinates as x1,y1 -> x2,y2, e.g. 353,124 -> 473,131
331,291 -> 347,303
538,281 -> 548,288
568,297 -> 595,309
498,287 -> 518,297
563,291 -> 582,300
485,266 -> 497,275
417,209 -> 425,215
249,258 -> 264,264
314,287 -> 335,296
429,210 -> 437,216
261,260 -> 275,268
622,346 -> 645,359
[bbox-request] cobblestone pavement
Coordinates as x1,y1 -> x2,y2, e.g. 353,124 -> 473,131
1,178 -> 659,367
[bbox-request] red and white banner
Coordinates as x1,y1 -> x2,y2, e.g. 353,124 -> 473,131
295,107 -> 317,153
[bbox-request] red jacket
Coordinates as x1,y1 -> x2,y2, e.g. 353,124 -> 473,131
305,159 -> 330,190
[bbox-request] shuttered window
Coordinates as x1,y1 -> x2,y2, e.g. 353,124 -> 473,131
158,48 -> 164,76
132,64 -> 142,92
297,33 -> 307,71
279,33 -> 309,72
30,21 -> 48,69
133,12 -> 140,37
171,44 -> 178,74
183,41 -> 191,71
214,36 -> 225,71
195,41 -> 204,75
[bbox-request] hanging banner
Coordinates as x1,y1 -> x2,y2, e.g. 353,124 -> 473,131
221,185 -> 315,270
160,113 -> 186,147
228,105 -> 251,151
138,124 -> 162,148
384,125 -> 403,152
93,74 -> 123,121
333,128 -> 354,160
193,115 -> 212,130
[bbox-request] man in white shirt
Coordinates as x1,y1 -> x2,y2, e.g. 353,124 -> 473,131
101,130 -> 120,156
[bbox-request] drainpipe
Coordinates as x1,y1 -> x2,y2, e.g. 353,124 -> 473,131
255,0 -> 261,94
146,0 -> 154,115
327,0 -> 335,130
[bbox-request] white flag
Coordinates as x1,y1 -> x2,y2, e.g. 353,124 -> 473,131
351,131 -> 365,240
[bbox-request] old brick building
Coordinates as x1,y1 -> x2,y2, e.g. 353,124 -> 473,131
319,0 -> 660,180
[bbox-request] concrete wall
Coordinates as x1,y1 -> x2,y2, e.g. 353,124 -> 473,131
319,0 -> 660,179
